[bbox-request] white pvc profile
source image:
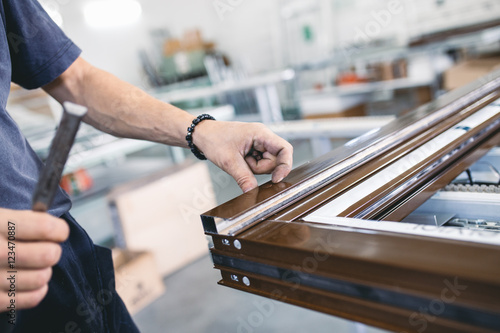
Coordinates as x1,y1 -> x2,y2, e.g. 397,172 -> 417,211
306,102 -> 500,219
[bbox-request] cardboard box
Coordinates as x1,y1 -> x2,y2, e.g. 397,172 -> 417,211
380,62 -> 394,81
366,59 -> 408,82
8,84 -> 54,116
444,57 -> 500,90
108,162 -> 215,276
303,102 -> 366,119
182,29 -> 204,51
415,86 -> 432,105
112,249 -> 165,315
163,38 -> 181,56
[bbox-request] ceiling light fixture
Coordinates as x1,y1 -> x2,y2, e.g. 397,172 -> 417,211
83,0 -> 142,29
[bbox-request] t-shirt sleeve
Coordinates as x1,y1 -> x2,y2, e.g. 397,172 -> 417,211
4,0 -> 81,89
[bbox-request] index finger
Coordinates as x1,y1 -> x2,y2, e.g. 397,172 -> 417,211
258,131 -> 293,183
0,210 -> 70,243
271,145 -> 293,183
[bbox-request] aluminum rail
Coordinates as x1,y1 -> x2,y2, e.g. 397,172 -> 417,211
201,69 -> 500,236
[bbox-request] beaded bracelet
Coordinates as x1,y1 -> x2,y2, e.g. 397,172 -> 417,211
185,113 -> 215,160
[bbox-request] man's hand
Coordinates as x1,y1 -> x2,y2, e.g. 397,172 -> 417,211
193,120 -> 293,192
0,209 -> 69,312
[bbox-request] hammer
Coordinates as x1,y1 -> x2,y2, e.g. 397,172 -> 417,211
32,102 -> 88,211
1,102 -> 87,332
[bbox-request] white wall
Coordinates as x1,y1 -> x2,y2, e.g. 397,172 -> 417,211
287,0 -> 500,63
54,0 -> 283,87
48,0 -> 500,88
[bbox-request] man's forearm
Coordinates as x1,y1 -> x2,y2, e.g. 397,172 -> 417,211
43,57 -> 194,147
44,57 -> 294,192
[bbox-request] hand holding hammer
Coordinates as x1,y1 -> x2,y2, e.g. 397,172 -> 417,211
0,102 -> 87,332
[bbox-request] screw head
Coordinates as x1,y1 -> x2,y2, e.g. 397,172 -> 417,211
242,276 -> 250,286
234,240 -> 242,250
222,239 -> 230,246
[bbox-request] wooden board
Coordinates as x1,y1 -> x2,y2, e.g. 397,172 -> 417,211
109,162 -> 215,276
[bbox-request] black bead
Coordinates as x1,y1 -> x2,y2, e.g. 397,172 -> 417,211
185,114 -> 215,160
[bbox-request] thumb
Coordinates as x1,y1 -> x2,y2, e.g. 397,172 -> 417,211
223,156 -> 258,193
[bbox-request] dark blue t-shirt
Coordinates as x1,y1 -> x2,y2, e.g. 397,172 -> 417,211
0,0 -> 80,216
0,3 -> 140,332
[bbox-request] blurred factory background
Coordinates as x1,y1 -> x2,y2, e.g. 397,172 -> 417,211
7,0 -> 500,332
